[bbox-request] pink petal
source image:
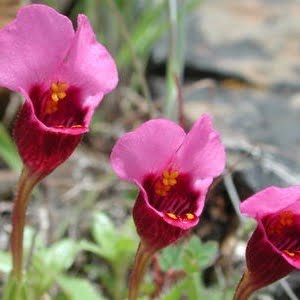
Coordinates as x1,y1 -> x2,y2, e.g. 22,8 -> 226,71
59,14 -> 118,122
111,119 -> 186,183
240,186 -> 300,219
0,4 -> 74,92
174,114 -> 225,179
193,178 -> 213,215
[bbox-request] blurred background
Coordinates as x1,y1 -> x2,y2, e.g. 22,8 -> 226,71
0,0 -> 300,299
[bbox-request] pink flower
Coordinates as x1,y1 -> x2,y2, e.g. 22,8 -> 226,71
111,115 -> 225,251
0,4 -> 118,178
235,186 -> 300,299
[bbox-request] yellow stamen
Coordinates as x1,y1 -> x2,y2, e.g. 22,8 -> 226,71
71,125 -> 84,128
166,213 -> 178,220
162,169 -> 179,186
46,81 -> 69,114
185,213 -> 195,220
155,169 -> 180,196
51,81 -> 68,101
284,250 -> 296,257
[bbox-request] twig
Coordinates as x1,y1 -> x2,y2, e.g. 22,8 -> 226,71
223,173 -> 245,223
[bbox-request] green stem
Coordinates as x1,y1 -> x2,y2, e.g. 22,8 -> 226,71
128,242 -> 154,300
11,168 -> 39,281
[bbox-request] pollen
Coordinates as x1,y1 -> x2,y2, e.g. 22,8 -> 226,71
45,81 -> 69,114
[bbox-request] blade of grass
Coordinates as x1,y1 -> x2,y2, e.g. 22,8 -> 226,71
105,0 -> 152,103
0,123 -> 21,172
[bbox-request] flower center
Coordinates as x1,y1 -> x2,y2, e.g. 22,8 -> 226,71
45,81 -> 69,114
266,210 -> 294,236
147,169 -> 197,222
264,210 -> 300,258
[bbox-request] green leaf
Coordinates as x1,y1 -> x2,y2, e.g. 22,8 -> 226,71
0,123 -> 21,171
159,244 -> 184,272
117,0 -> 203,68
117,1 -> 167,67
160,278 -> 188,300
91,213 -> 118,262
41,239 -> 81,272
57,275 -> 106,300
182,237 -> 218,273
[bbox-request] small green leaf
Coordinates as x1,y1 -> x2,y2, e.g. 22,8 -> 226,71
57,275 -> 106,300
42,239 -> 81,272
182,237 -> 218,273
160,278 -> 188,300
159,244 -> 184,272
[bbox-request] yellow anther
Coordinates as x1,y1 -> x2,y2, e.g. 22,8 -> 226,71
185,213 -> 195,220
166,213 -> 178,220
46,81 -> 69,114
71,125 -> 84,128
162,169 -> 179,186
279,211 -> 294,226
51,81 -> 68,102
155,169 -> 180,196
284,250 -> 296,257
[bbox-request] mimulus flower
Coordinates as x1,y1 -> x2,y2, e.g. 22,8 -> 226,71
111,114 -> 225,251
0,4 -> 117,284
234,186 -> 300,299
0,4 -> 118,178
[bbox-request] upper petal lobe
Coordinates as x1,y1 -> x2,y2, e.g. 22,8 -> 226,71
0,4 -> 74,92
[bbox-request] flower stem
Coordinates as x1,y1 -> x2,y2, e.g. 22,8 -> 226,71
128,242 -> 154,300
234,271 -> 256,300
11,168 -> 39,281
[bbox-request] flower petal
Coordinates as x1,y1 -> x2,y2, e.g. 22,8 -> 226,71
111,119 -> 186,183
13,89 -> 84,177
0,4 -> 74,92
193,177 -> 213,215
174,114 -> 225,179
59,14 -> 118,108
240,186 -> 300,219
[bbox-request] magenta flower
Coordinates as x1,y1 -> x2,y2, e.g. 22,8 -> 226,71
234,186 -> 300,299
111,114 -> 225,251
0,4 -> 118,178
0,4 -> 117,283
